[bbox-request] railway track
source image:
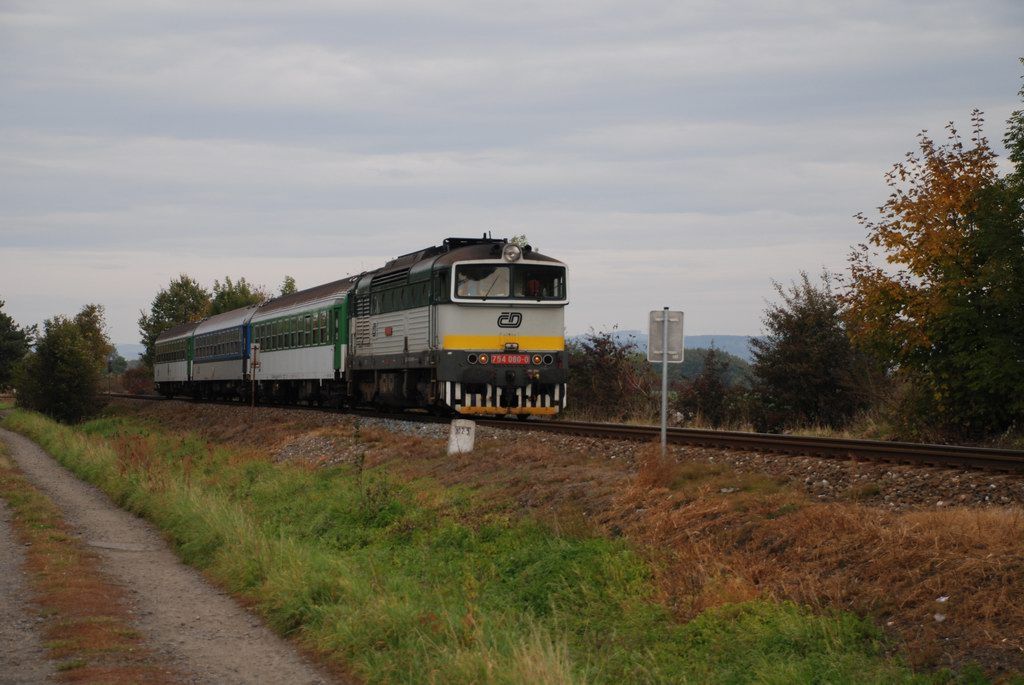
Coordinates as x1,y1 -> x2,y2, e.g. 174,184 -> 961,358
105,393 -> 1024,473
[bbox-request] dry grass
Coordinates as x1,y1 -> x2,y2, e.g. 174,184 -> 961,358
110,399 -> 1024,677
508,628 -> 581,685
0,442 -> 177,684
620,444 -> 1024,673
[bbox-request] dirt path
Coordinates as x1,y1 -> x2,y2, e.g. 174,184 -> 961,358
0,428 -> 339,685
0,499 -> 56,684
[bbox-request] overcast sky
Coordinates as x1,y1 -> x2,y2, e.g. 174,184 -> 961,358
1,1 -> 1022,345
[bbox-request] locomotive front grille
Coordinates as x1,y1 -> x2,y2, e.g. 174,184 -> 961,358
441,381 -> 566,415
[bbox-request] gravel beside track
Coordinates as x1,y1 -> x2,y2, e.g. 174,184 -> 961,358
273,411 -> 1024,510
123,398 -> 1023,511
0,428 -> 340,685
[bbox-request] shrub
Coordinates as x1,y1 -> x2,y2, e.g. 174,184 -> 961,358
15,316 -> 101,423
121,366 -> 154,395
751,273 -> 871,432
674,346 -> 746,428
567,328 -> 657,420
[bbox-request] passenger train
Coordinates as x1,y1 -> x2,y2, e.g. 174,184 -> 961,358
153,236 -> 568,418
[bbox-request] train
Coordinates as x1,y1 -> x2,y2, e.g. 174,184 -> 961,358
153,236 -> 568,418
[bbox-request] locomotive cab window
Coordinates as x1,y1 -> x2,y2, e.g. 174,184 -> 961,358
454,264 -> 566,301
512,265 -> 567,300
455,265 -> 510,298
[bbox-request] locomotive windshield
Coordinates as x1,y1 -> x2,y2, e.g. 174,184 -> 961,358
454,264 -> 566,301
456,264 -> 510,298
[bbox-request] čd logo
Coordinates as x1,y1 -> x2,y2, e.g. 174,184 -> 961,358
497,312 -> 522,328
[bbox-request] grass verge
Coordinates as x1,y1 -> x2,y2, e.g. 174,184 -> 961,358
3,409 -> 956,684
0,435 -> 175,683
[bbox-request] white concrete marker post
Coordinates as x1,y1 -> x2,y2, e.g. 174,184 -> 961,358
448,419 -> 476,455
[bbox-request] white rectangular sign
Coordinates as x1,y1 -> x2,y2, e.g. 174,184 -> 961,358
648,310 -> 684,363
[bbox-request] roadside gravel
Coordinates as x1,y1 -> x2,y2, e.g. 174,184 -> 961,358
0,499 -> 55,685
0,428 -> 340,685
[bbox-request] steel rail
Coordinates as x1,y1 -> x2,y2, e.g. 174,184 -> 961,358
104,393 -> 1024,473
475,419 -> 1024,473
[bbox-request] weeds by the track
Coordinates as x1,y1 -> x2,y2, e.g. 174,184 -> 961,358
3,409 -> 964,684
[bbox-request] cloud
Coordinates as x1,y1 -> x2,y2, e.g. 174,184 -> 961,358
1,0 -> 1021,343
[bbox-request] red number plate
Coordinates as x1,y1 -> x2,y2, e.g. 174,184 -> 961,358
490,353 -> 530,365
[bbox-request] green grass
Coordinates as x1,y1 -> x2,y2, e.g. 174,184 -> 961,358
3,409 -> 957,684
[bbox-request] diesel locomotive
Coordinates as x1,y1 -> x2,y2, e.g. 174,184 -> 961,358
153,236 -> 568,417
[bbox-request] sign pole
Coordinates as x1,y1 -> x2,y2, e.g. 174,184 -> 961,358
250,343 -> 259,415
648,307 -> 683,459
660,307 -> 668,456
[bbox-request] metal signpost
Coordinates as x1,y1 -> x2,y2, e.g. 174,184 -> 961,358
648,308 -> 684,455
250,343 -> 260,412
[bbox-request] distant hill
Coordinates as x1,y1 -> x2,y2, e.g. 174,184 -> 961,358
588,330 -> 756,363
671,347 -> 752,387
115,343 -> 145,362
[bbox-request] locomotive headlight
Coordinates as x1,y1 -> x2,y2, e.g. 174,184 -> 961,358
502,244 -> 522,262
478,354 -> 489,365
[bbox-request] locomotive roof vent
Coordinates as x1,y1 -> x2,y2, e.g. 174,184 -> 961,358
443,236 -> 506,251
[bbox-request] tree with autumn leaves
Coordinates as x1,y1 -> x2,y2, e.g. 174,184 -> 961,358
842,84 -> 1024,437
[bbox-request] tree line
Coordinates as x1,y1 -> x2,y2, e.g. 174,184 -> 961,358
0,275 -> 296,423
1,302 -> 113,422
138,274 -> 296,367
570,67 -> 1024,443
